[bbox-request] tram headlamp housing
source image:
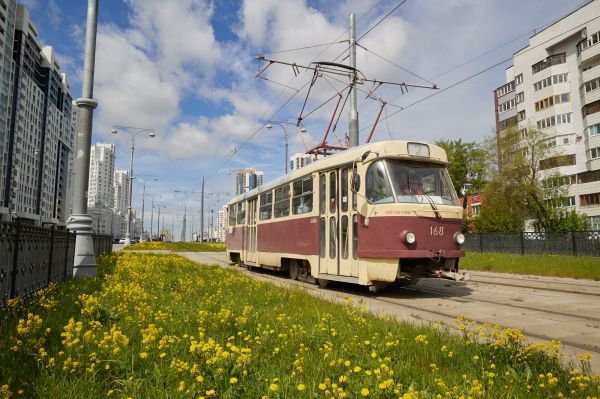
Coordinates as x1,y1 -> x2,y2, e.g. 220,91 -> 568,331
455,232 -> 465,245
402,231 -> 416,245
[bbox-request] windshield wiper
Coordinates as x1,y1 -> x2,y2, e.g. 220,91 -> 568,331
422,193 -> 442,219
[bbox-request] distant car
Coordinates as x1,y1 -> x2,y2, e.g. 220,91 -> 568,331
132,238 -> 140,244
118,238 -> 126,244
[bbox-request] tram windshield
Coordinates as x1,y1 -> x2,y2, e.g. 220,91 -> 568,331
366,159 -> 460,206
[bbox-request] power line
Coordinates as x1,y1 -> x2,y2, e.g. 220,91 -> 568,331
358,44 -> 436,86
259,41 -> 346,55
360,12 -> 600,135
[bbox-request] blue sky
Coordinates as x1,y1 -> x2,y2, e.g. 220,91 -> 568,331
23,0 -> 589,238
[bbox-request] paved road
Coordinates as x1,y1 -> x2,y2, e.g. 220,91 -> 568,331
172,251 -> 600,373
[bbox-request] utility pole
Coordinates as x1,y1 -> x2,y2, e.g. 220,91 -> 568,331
348,13 -> 359,148
182,204 -> 187,242
68,0 -> 99,277
200,177 -> 204,242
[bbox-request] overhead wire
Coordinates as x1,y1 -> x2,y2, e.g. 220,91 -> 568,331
258,41 -> 346,55
360,12 -> 600,135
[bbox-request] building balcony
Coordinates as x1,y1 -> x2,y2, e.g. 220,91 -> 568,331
582,88 -> 600,107
578,42 -> 600,66
581,63 -> 600,82
584,110 -> 600,128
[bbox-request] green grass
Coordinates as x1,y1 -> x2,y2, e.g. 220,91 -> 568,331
0,253 -> 597,398
461,251 -> 600,280
125,241 -> 226,252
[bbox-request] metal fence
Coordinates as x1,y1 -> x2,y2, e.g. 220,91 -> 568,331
0,221 -> 112,303
464,231 -> 600,257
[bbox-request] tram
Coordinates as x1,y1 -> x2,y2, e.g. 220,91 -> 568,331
226,140 -> 465,291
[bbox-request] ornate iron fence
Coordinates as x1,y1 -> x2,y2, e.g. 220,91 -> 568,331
0,221 -> 112,304
464,231 -> 600,257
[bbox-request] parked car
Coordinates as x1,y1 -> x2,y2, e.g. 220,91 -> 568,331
118,238 -> 126,244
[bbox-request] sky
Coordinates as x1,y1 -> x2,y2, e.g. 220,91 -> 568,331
23,0 -> 590,238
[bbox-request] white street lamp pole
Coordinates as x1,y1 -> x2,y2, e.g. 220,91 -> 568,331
111,126 -> 155,246
266,121 -> 307,174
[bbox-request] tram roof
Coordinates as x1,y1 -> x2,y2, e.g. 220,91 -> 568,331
227,140 -> 448,205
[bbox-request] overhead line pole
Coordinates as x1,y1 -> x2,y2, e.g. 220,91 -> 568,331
349,13 -> 359,148
200,177 -> 204,242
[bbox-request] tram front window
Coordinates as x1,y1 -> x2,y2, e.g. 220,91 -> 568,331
366,159 -> 459,206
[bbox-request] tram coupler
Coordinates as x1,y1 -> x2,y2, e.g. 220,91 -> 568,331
435,270 -> 470,282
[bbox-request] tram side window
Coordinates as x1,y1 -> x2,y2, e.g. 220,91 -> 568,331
319,174 -> 326,215
228,205 -> 236,227
329,171 -> 337,212
341,169 -> 349,212
259,191 -> 273,220
292,176 -> 313,214
274,185 -> 290,218
237,202 -> 246,225
319,217 -> 326,258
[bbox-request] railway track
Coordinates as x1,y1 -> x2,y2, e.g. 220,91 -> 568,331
466,278 -> 600,297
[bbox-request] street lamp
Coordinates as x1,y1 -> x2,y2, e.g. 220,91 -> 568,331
136,175 -> 158,242
111,126 -> 156,246
266,121 -> 307,174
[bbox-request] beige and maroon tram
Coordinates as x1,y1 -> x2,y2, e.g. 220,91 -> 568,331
226,140 -> 465,290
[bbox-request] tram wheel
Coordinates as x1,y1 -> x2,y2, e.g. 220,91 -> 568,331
317,278 -> 330,288
289,260 -> 299,280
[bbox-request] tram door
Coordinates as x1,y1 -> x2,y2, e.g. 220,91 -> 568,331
245,198 -> 257,264
319,168 -> 359,277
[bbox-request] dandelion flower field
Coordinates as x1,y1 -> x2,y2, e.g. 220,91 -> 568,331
124,241 -> 226,252
0,253 -> 598,398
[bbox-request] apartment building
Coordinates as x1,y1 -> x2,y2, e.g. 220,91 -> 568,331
0,4 -> 76,224
494,0 -> 600,229
113,169 -> 130,216
0,0 -> 16,204
289,152 -> 321,172
235,168 -> 263,196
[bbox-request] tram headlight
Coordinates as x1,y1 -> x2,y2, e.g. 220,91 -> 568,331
403,231 -> 416,244
455,232 -> 465,245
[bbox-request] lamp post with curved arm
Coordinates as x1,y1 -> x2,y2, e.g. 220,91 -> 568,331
136,175 -> 158,242
266,121 -> 307,174
111,126 -> 156,246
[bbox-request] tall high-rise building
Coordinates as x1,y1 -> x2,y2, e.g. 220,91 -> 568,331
235,168 -> 263,195
494,1 -> 600,229
0,4 -> 76,224
218,205 -> 227,242
113,169 -> 130,216
289,152 -> 321,172
88,143 -> 116,208
0,0 -> 17,205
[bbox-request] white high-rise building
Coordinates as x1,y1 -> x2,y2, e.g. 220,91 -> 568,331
235,168 -> 263,195
113,169 -> 130,216
218,205 -> 227,242
0,4 -> 76,224
494,0 -> 600,229
289,152 -> 322,172
88,143 -> 115,209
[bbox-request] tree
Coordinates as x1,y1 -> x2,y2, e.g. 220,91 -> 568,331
435,139 -> 489,195
475,125 -> 588,232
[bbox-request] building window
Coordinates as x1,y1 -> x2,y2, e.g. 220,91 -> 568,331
539,154 -> 576,170
536,113 -> 571,129
535,93 -> 570,111
471,204 -> 481,216
515,73 -> 523,85
516,92 -> 524,103
589,123 -> 600,137
578,31 -> 600,54
533,73 -> 568,91
583,99 -> 600,117
589,215 -> 600,230
496,81 -> 515,97
581,193 -> 600,207
499,116 -> 518,131
583,76 -> 600,93
591,147 -> 600,159
532,53 -> 566,74
499,98 -> 517,113
517,110 -> 526,122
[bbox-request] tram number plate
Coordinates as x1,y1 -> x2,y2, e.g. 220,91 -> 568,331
430,226 -> 444,236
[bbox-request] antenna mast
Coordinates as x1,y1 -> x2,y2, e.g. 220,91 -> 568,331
349,14 -> 359,147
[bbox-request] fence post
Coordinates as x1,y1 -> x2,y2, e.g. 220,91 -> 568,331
479,233 -> 483,252
520,232 -> 525,255
47,227 -> 55,285
9,220 -> 21,299
571,231 -> 577,257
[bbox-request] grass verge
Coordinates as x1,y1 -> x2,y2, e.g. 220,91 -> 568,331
461,252 -> 600,280
0,253 -> 597,398
125,241 -> 226,252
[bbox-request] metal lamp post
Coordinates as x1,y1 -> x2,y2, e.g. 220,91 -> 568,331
111,126 -> 155,246
137,175 -> 158,242
266,121 -> 307,174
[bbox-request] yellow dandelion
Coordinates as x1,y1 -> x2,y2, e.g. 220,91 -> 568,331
269,383 -> 279,392
361,388 -> 370,396
297,384 -> 305,391
230,377 -> 238,384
